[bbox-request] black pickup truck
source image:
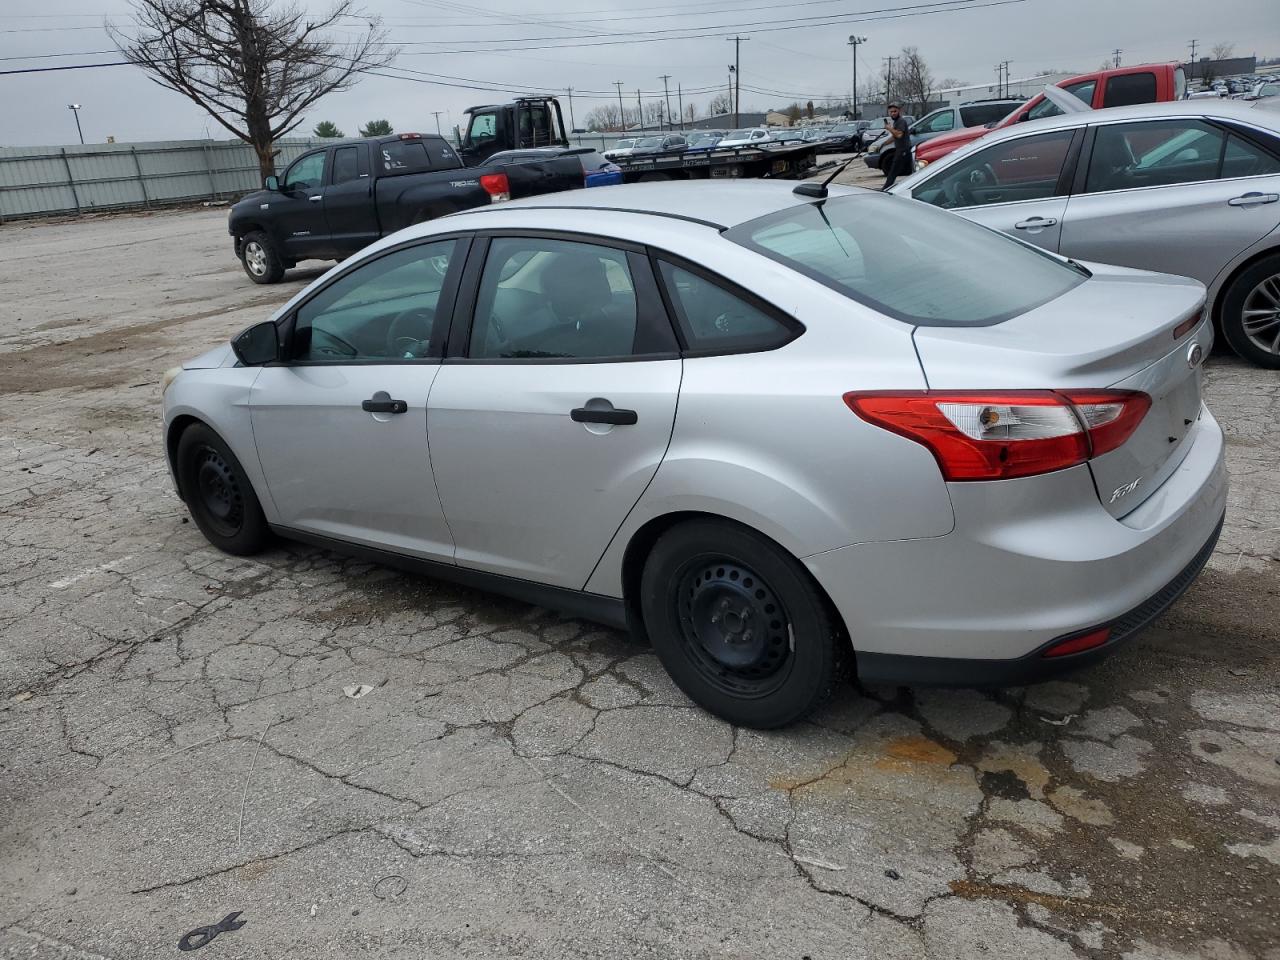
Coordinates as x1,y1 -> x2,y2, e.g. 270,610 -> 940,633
229,132 -> 581,284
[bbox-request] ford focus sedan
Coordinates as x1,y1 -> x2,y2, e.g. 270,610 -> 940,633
161,181 -> 1226,728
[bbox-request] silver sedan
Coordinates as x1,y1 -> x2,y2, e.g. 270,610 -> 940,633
161,181 -> 1226,728
890,100 -> 1280,367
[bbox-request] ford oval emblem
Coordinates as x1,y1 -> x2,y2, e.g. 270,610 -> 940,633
1187,343 -> 1203,368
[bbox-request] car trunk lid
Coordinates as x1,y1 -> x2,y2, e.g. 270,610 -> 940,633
911,262 -> 1210,517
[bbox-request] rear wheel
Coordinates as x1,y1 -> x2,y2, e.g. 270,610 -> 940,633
239,230 -> 285,285
176,424 -> 269,555
1220,254 -> 1280,368
640,519 -> 844,728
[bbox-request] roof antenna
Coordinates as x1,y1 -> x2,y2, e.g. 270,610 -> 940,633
793,156 -> 856,199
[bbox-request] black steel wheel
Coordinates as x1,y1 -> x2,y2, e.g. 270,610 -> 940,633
176,423 -> 269,555
641,519 -> 845,728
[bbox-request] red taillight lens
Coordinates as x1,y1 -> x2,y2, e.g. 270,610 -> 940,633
480,172 -> 510,202
844,389 -> 1149,481
1172,312 -> 1201,340
1042,627 -> 1111,658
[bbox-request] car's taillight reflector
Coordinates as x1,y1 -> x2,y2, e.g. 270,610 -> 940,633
480,172 -> 510,203
1042,627 -> 1111,658
843,390 -> 1150,481
1172,311 -> 1201,340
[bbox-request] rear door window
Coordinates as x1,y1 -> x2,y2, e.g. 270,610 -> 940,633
331,146 -> 365,185
1102,72 -> 1159,108
380,139 -> 460,175
1084,119 -> 1227,192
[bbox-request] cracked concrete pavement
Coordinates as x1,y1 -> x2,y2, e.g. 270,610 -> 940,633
1,207 -> 1278,959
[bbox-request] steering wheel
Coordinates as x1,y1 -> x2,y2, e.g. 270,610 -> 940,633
386,306 -> 435,358
944,177 -> 974,208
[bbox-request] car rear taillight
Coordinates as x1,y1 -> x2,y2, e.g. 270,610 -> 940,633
843,390 -> 1150,481
480,172 -> 510,203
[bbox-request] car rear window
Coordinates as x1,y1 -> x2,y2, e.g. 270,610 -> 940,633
379,138 -> 461,175
960,102 -> 1019,126
1103,72 -> 1158,107
725,194 -> 1086,327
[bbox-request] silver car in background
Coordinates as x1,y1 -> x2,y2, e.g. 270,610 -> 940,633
890,100 -> 1280,366
162,182 -> 1225,728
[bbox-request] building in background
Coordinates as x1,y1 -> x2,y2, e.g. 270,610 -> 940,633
1183,56 -> 1258,80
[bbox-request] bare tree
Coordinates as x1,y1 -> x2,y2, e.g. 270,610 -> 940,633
896,46 -> 935,116
1211,42 -> 1235,61
708,91 -> 733,117
109,0 -> 396,180
584,104 -> 621,132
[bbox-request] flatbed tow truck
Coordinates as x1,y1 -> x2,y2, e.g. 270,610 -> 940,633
457,96 -> 821,182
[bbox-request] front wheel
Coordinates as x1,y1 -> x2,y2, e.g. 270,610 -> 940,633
1220,254 -> 1280,368
640,520 -> 844,728
176,424 -> 270,555
239,230 -> 285,285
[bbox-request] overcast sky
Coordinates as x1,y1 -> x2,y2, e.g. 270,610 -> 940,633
1,0 -> 1277,146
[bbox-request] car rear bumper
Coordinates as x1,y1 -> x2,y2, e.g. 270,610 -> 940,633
804,404 -> 1228,683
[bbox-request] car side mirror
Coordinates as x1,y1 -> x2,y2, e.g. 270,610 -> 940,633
264,175 -> 280,191
232,321 -> 281,366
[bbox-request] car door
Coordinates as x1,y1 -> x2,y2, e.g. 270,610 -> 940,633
323,144 -> 380,255
249,237 -> 466,560
273,149 -> 332,259
427,233 -> 682,588
906,127 -> 1082,251
1059,118 -> 1280,285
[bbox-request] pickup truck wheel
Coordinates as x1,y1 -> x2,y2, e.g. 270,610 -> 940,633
240,231 -> 285,285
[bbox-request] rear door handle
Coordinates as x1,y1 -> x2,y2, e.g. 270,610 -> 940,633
1014,216 -> 1058,229
309,195 -> 323,202
362,397 -> 407,414
571,407 -> 638,425
1227,192 -> 1279,207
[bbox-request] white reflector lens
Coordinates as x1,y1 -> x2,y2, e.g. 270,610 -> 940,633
1073,402 -> 1125,429
936,402 -> 1082,441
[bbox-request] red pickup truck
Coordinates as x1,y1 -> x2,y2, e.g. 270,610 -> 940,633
915,63 -> 1188,167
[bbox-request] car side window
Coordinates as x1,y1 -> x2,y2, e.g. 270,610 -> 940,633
912,129 -> 1076,209
1027,80 -> 1096,121
1084,120 -> 1227,193
283,152 -> 326,192
469,237 -> 670,360
291,240 -> 456,363
331,146 -> 363,185
1102,72 -> 1157,108
919,111 -> 955,134
657,261 -> 795,353
1222,133 -> 1280,178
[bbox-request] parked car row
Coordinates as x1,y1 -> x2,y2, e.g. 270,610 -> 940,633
863,99 -> 1025,171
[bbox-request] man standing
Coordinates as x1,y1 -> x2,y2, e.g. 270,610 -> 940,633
881,103 -> 914,189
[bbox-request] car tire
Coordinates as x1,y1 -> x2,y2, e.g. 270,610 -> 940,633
639,519 -> 845,729
1220,254 -> 1280,369
239,230 -> 286,285
176,423 -> 270,556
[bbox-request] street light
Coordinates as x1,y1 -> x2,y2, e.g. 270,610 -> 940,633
67,103 -> 84,145
848,36 -> 867,120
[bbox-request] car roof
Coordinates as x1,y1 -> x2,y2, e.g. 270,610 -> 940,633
450,179 -> 864,230
942,98 -> 1280,141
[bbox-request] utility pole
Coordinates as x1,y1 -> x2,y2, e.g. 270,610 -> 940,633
658,75 -> 673,131
848,35 -> 866,119
565,87 -> 575,132
67,103 -> 84,145
677,82 -> 684,130
1188,38 -> 1199,64
431,111 -> 444,135
613,80 -> 626,132
1001,60 -> 1012,98
884,56 -> 897,106
1112,48 -> 1123,68
728,66 -> 736,122
637,89 -> 643,130
727,36 -> 748,127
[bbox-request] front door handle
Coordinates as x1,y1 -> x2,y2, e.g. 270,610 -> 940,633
1014,216 -> 1058,229
571,407 -> 638,425
1227,192 -> 1279,207
362,397 -> 407,414
309,195 -> 323,202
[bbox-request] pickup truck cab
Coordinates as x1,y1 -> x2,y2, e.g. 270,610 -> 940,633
915,63 -> 1188,167
230,133 -> 579,284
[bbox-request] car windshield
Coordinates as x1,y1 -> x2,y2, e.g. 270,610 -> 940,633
636,137 -> 662,147
610,139 -> 636,150
726,194 -> 1085,327
726,129 -> 754,139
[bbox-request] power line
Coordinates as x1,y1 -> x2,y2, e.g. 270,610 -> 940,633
0,60 -> 128,75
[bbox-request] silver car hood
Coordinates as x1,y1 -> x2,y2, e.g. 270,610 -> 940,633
183,343 -> 237,370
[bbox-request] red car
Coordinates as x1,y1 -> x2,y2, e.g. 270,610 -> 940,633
915,63 -> 1188,167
